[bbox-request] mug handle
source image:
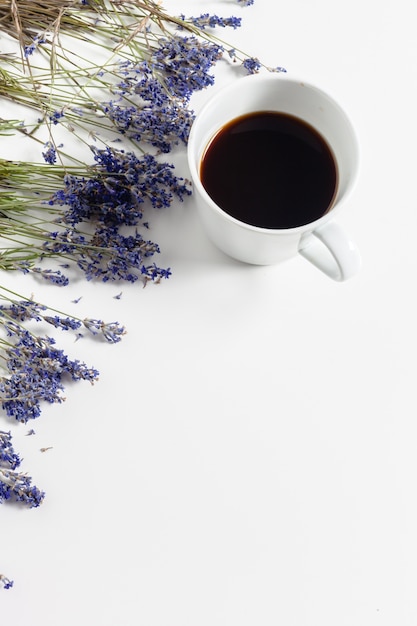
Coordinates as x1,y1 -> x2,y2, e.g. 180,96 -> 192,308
298,221 -> 361,282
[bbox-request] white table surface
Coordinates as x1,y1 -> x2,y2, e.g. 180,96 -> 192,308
1,0 -> 416,624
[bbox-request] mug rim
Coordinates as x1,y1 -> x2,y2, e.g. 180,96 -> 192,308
187,72 -> 360,235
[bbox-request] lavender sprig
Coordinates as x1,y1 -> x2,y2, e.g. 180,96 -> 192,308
0,289 -> 126,342
0,327 -> 99,422
0,430 -> 44,506
0,466 -> 44,507
0,289 -> 125,422
0,430 -> 20,469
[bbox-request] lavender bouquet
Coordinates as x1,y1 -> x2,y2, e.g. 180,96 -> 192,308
0,0 -> 282,587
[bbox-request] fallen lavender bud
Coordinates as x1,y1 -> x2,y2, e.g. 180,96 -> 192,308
0,574 -> 13,589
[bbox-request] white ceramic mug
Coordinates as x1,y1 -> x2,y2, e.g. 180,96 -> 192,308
187,73 -> 361,281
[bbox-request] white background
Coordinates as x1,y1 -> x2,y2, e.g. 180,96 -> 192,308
1,0 -> 417,624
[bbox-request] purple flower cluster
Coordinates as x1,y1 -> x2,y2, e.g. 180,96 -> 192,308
0,296 -> 126,428
0,327 -> 99,422
182,14 -> 242,30
81,318 -> 126,342
23,35 -> 46,58
242,57 -> 262,74
0,298 -> 125,341
101,36 -> 223,149
0,430 -> 20,469
45,147 -> 190,283
0,430 -> 44,507
28,267 -> 69,286
91,147 -> 191,209
49,110 -> 64,125
102,99 -> 193,153
151,36 -> 223,101
0,297 -> 128,422
102,59 -> 193,152
42,141 -> 57,165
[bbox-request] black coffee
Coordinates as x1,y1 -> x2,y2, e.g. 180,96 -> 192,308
200,111 -> 338,229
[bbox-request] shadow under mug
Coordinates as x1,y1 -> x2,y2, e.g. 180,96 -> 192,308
187,73 -> 361,282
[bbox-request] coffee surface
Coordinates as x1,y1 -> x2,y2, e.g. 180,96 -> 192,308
200,111 -> 338,229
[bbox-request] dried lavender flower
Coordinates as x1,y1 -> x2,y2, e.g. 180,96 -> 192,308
0,430 -> 44,506
0,289 -> 126,422
0,574 -> 14,589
